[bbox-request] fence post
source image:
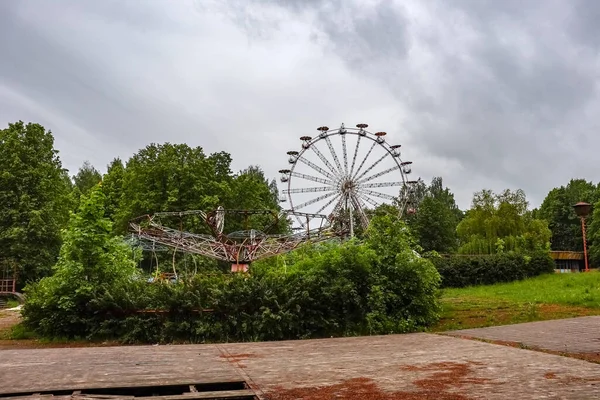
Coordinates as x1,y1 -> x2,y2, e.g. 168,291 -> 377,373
12,265 -> 17,293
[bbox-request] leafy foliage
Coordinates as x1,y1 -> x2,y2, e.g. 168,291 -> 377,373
364,213 -> 442,330
537,179 -> 599,251
226,165 -> 288,233
22,214 -> 441,343
405,177 -> 462,253
70,160 -> 103,212
114,143 -> 232,233
100,158 -> 126,223
10,118 -> 585,345
22,186 -> 140,337
456,189 -> 551,254
0,121 -> 72,284
430,251 -> 555,288
73,160 -> 102,195
111,143 -> 286,236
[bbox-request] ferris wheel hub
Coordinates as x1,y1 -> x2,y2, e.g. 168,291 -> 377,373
341,179 -> 356,194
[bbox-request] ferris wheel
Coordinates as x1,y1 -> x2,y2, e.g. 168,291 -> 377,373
279,123 -> 417,235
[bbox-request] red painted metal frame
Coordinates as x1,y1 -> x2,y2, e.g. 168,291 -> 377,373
0,279 -> 16,294
0,265 -> 16,294
580,216 -> 590,272
573,202 -> 592,272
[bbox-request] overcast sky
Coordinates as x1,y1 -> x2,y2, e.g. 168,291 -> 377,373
1,0 -> 599,210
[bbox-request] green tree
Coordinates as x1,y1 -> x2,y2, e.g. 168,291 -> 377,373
228,166 -> 279,209
226,166 -> 288,233
101,158 -> 125,224
364,213 -> 441,329
406,177 -> 462,253
457,188 -> 551,254
115,143 -> 233,234
69,160 -> 102,213
0,121 -> 72,284
538,179 -> 599,251
73,160 -> 102,195
22,186 -> 140,337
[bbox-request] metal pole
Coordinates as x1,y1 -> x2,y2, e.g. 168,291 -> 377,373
349,195 -> 354,238
581,216 -> 589,272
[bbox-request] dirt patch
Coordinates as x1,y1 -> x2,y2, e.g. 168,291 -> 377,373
0,310 -> 20,331
264,361 -> 490,400
543,371 -> 600,384
403,361 -> 491,392
434,300 -> 600,332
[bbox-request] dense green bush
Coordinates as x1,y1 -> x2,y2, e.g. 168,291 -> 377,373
22,186 -> 141,338
22,205 -> 442,343
429,251 -> 555,288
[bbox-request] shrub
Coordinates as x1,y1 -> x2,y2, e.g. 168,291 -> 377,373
85,239 -> 440,344
429,251 -> 555,288
364,213 -> 441,332
22,211 -> 442,343
22,185 -> 140,338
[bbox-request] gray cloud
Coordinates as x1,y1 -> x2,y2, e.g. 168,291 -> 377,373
237,0 -> 600,207
2,0 -> 599,210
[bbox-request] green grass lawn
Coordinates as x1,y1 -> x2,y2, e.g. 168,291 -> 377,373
5,300 -> 19,309
433,271 -> 600,332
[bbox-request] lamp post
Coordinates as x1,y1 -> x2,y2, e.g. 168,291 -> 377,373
573,202 -> 592,272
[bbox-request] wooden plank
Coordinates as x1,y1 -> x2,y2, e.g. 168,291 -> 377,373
0,392 -> 256,400
136,390 -> 256,399
0,345 -> 243,395
5,332 -> 600,399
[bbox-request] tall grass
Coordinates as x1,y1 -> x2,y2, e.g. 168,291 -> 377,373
442,271 -> 600,308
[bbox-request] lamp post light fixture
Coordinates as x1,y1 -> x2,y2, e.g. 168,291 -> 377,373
573,202 -> 592,272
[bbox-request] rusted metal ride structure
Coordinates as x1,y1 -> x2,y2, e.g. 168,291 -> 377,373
130,122 -> 416,273
0,263 -> 20,308
0,264 -> 16,295
130,207 -> 341,273
279,123 -> 417,237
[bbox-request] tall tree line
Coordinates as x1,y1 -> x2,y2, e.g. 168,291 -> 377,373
5,119 -> 600,286
0,121 -> 284,285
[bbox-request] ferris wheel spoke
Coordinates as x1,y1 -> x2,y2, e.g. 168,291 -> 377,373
349,134 -> 362,177
324,135 -> 344,174
355,152 -> 390,182
310,144 -> 339,176
352,141 -> 377,180
357,165 -> 401,184
283,186 -> 335,194
290,171 -> 334,186
359,181 -> 403,189
350,193 -> 370,229
294,191 -> 337,210
341,134 -> 349,175
297,156 -> 337,181
330,195 -> 346,216
316,192 -> 342,215
357,192 -> 380,208
359,189 -> 397,201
